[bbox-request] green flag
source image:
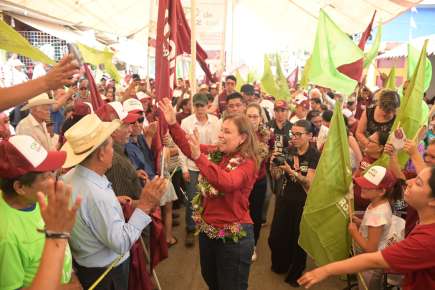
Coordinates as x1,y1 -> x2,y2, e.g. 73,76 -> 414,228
363,21 -> 382,69
385,66 -> 397,90
246,69 -> 257,84
76,43 -> 121,82
300,55 -> 312,90
299,103 -> 353,266
304,9 -> 363,95
261,55 -> 279,97
408,43 -> 432,92
275,54 -> 291,101
0,19 -> 55,65
234,69 -> 245,92
374,40 -> 429,168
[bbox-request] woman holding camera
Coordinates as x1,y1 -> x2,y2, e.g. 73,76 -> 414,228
159,98 -> 259,290
268,119 -> 320,287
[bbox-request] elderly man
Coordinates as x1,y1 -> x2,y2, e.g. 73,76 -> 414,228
61,114 -> 167,290
96,101 -> 145,199
16,93 -> 56,150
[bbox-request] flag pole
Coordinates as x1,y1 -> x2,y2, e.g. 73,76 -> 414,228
190,0 -> 197,94
147,0 -> 155,78
218,0 -> 228,83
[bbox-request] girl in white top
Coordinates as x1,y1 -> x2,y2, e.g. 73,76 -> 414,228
351,166 -> 404,290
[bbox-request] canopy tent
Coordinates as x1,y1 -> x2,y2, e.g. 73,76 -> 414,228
0,0 -> 422,72
377,34 -> 435,58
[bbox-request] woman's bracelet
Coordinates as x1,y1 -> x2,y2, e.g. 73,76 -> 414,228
37,228 -> 71,239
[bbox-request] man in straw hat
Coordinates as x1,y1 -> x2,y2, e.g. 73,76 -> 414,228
16,93 -> 56,150
61,114 -> 167,290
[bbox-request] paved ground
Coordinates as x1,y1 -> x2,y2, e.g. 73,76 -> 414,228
155,197 -> 347,290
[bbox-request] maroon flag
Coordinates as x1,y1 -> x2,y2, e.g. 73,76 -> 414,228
287,66 -> 299,88
83,64 -> 105,110
154,0 -> 212,173
337,11 -> 376,82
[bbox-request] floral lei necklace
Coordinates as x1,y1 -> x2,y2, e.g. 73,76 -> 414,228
191,151 -> 247,242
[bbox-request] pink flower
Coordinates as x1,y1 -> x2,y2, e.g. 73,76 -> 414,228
218,229 -> 225,238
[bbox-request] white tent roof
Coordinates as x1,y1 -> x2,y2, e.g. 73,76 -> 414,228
0,0 -> 420,44
377,34 -> 435,59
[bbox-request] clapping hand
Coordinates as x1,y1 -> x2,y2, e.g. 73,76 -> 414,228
137,176 -> 168,214
36,179 -> 81,233
158,98 -> 177,125
187,128 -> 201,160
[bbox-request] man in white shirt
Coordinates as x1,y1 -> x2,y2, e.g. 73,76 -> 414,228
180,93 -> 220,247
16,93 -> 56,151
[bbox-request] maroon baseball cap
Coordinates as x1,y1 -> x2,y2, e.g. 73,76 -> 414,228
0,135 -> 66,179
274,100 -> 288,110
354,166 -> 397,190
96,102 -> 140,124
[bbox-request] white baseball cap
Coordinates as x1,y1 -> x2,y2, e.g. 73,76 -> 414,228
123,98 -> 144,113
0,135 -> 66,178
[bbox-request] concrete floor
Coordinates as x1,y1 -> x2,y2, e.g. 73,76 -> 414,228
155,197 -> 347,290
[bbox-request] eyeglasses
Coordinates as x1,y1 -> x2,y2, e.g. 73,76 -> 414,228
137,117 -> 145,123
291,132 -> 307,138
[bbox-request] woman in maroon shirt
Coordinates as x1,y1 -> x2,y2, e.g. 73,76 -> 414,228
159,98 -> 259,290
298,166 -> 435,290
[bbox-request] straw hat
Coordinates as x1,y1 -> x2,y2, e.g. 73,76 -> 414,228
21,93 -> 56,111
61,114 -> 121,168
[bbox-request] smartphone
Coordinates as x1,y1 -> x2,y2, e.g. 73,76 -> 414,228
67,43 -> 84,68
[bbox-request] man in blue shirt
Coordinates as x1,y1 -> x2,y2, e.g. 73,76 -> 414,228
60,114 -> 167,290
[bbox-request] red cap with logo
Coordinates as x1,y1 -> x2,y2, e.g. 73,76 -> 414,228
0,135 -> 66,179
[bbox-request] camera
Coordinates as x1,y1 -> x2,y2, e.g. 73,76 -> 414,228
272,146 -> 290,166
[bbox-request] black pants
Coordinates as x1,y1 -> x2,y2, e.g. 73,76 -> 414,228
199,224 -> 254,290
249,177 -> 267,245
268,195 -> 307,284
74,258 -> 130,290
171,168 -> 185,209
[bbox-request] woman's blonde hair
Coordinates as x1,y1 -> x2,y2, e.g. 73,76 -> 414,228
223,113 -> 260,168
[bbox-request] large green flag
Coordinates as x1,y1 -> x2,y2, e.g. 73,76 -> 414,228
385,66 -> 397,90
299,104 -> 353,266
246,69 -> 257,84
261,55 -> 279,97
300,55 -> 312,90
0,19 -> 55,65
275,54 -> 291,101
76,43 -> 121,82
408,43 -> 432,92
363,21 -> 383,69
374,40 -> 429,169
304,9 -> 363,95
234,69 -> 245,92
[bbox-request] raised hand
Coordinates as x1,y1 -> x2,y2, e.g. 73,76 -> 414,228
187,128 -> 201,160
158,98 -> 177,125
43,54 -> 80,89
36,179 -> 81,233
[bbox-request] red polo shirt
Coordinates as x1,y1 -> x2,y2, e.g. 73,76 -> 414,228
381,223 -> 435,290
169,123 -> 257,227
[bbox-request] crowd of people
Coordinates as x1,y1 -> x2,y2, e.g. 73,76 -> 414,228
0,53 -> 434,290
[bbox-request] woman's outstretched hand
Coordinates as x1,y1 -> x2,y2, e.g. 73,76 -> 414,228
158,98 -> 177,125
187,128 -> 201,160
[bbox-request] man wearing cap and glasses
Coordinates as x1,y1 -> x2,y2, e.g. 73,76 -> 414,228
61,114 -> 167,290
16,93 -> 56,151
180,93 -> 220,247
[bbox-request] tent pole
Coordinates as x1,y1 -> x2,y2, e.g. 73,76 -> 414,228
190,0 -> 197,94
218,0 -> 228,82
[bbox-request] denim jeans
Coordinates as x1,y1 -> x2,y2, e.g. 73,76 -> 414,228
199,224 -> 255,290
185,170 -> 200,232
